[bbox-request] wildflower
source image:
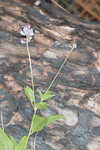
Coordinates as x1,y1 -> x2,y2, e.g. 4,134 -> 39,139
72,43 -> 77,49
20,24 -> 34,44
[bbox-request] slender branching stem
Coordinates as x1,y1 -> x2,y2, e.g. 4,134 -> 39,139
46,46 -> 74,93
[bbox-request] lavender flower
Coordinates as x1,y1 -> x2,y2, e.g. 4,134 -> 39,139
20,24 -> 34,44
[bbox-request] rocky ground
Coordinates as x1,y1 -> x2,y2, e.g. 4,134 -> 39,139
0,0 -> 100,150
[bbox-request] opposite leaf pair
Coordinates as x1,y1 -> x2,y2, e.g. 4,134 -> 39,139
24,86 -> 55,110
24,86 -> 64,134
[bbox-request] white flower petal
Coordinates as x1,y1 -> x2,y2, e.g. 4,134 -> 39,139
20,30 -> 25,36
23,26 -> 29,35
29,28 -> 34,36
73,43 -> 77,49
27,24 -> 31,29
21,39 -> 26,44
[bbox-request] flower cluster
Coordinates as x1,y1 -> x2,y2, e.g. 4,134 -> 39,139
20,24 -> 34,44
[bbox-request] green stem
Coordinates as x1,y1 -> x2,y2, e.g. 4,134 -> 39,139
28,109 -> 37,138
27,109 -> 37,150
46,46 -> 74,92
26,37 -> 34,91
26,37 -> 37,150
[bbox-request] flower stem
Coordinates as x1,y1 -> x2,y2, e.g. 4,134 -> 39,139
27,109 -> 37,150
26,37 -> 34,92
46,46 -> 74,92
28,109 -> 36,137
26,37 -> 37,150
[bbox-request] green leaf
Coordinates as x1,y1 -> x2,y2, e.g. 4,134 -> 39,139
0,142 -> 5,150
0,128 -> 14,150
46,114 -> 64,125
10,136 -> 17,148
15,136 -> 28,150
31,115 -> 48,134
35,102 -> 48,110
37,89 -> 55,101
30,114 -> 64,135
24,86 -> 35,103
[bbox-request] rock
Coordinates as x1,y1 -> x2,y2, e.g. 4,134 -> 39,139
18,96 -> 33,123
40,106 -> 58,117
87,136 -> 100,150
4,75 -> 23,93
89,116 -> 100,127
0,31 -> 9,38
34,34 -> 54,48
92,127 -> 100,136
57,138 -> 79,150
43,50 -> 57,59
5,124 -> 28,142
36,143 -> 56,150
29,131 -> 56,150
57,108 -> 78,126
25,64 -> 44,79
0,93 -> 18,124
53,41 -> 73,49
78,110 -> 93,127
69,124 -> 91,146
